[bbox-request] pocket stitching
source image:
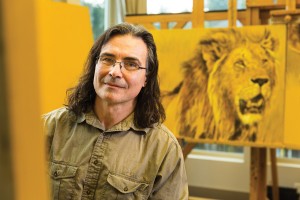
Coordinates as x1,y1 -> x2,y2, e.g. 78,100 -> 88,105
49,162 -> 78,179
107,173 -> 149,194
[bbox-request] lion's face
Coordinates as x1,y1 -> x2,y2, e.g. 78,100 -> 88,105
208,43 -> 276,126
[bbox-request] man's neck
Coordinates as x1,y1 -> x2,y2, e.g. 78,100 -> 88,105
93,97 -> 135,130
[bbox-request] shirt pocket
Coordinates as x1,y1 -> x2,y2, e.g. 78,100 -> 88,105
104,173 -> 149,200
49,162 -> 78,200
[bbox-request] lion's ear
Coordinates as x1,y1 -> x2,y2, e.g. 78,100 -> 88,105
261,30 -> 279,52
246,28 -> 279,52
200,32 -> 232,72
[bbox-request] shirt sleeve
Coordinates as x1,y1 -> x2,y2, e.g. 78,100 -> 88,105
42,112 -> 56,160
149,141 -> 189,200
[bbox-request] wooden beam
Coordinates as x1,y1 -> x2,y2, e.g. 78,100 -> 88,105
250,148 -> 267,200
183,143 -> 197,159
246,7 -> 261,25
174,21 -> 188,29
160,22 -> 168,29
270,149 -> 279,200
192,0 -> 204,28
247,0 -> 300,8
286,0 -> 297,10
228,0 -> 237,27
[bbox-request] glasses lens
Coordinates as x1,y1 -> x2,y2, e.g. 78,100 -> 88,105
123,61 -> 139,71
100,57 -> 115,66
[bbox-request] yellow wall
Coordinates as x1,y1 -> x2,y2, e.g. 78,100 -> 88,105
1,0 -> 93,199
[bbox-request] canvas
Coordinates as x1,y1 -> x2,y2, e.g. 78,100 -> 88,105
152,25 -> 288,147
284,22 -> 300,149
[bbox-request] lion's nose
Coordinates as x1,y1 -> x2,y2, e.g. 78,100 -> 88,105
251,78 -> 269,87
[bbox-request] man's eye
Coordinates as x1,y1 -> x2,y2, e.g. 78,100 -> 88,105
100,57 -> 115,65
124,61 -> 138,70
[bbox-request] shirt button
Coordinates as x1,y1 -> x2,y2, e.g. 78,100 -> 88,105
124,186 -> 128,192
53,171 -> 59,177
93,160 -> 98,165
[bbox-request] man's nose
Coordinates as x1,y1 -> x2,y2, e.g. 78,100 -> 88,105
109,62 -> 123,78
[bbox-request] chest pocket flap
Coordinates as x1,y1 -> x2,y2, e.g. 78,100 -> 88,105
49,162 -> 77,179
107,173 -> 149,194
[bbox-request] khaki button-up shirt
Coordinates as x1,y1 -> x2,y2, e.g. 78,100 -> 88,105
43,107 -> 188,200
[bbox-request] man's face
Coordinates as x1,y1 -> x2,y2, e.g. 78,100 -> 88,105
93,34 -> 147,106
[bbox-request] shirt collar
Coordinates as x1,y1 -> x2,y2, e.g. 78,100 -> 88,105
76,110 -> 150,134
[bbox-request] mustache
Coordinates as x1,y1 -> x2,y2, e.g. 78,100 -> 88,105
102,76 -> 127,88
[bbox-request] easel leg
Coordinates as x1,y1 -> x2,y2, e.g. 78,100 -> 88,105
183,143 -> 197,159
270,148 -> 279,200
250,147 -> 267,200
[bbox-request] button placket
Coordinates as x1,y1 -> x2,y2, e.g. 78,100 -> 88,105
82,133 -> 108,199
93,159 -> 98,165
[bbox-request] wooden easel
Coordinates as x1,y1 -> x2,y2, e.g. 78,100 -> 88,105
194,1 -> 279,199
182,1 -> 281,199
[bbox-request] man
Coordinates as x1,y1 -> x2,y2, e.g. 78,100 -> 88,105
44,23 -> 188,200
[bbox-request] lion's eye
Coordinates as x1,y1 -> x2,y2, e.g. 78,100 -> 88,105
262,58 -> 268,64
234,59 -> 245,70
235,60 -> 245,65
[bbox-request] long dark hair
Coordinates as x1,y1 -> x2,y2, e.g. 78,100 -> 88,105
66,23 -> 165,128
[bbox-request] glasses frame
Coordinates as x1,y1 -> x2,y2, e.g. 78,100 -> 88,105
96,56 -> 147,71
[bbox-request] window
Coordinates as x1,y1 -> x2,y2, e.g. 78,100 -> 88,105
277,149 -> 300,159
147,0 -> 246,14
80,0 -> 105,40
195,143 -> 243,154
147,0 -> 192,14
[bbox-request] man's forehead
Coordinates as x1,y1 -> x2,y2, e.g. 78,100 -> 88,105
99,35 -> 148,60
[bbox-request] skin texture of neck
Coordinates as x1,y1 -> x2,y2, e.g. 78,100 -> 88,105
93,96 -> 136,130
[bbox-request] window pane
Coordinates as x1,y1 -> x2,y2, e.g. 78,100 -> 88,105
276,149 -> 300,159
205,20 -> 243,28
81,0 -> 105,40
147,0 -> 192,14
147,0 -> 246,14
204,0 -> 246,11
195,144 -> 244,154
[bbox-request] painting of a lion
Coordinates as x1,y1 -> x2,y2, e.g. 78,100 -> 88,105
162,28 -> 280,142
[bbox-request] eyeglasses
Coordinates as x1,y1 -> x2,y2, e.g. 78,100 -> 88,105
97,56 -> 146,71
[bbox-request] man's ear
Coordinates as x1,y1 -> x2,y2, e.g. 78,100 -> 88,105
143,77 -> 147,87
